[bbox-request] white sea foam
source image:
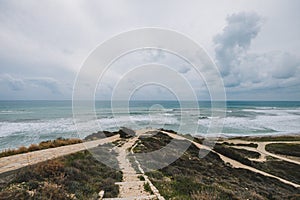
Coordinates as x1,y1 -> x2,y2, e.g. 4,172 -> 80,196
0,118 -> 76,138
0,110 -> 33,114
0,113 -> 180,139
198,108 -> 300,135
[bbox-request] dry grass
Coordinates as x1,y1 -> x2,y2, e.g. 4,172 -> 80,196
0,138 -> 82,158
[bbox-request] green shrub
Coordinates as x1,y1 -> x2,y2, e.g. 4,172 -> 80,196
144,182 -> 153,195
138,175 -> 145,181
213,144 -> 253,166
223,142 -> 258,148
266,143 -> 300,157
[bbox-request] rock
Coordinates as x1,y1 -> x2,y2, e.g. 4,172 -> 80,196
119,127 -> 136,138
84,131 -> 118,140
98,190 -> 105,199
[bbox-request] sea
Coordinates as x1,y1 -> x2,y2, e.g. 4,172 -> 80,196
0,100 -> 300,151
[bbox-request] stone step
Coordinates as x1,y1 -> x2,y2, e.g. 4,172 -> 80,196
115,181 -> 145,185
102,195 -> 157,200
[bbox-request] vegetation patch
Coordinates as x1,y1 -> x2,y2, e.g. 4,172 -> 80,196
266,143 -> 300,157
213,144 -> 253,165
143,182 -> 154,195
138,175 -> 145,181
252,160 -> 300,185
214,144 -> 260,159
0,148 -> 122,199
0,138 -> 82,158
112,139 -> 127,147
135,133 -> 300,199
134,132 -> 171,153
232,135 -> 300,142
84,131 -> 119,140
222,142 -> 258,148
214,143 -> 300,185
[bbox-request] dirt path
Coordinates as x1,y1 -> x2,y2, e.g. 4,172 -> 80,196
257,141 -> 300,165
223,139 -> 300,165
0,135 -> 120,175
161,131 -> 300,188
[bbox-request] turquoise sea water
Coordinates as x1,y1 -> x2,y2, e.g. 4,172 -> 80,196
0,100 -> 300,150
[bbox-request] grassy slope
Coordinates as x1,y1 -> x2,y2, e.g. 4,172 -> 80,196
135,132 -> 300,200
214,144 -> 300,185
0,145 -> 122,200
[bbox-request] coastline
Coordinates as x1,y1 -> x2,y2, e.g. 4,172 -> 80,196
1,100 -> 300,151
1,129 -> 300,157
217,132 -> 300,140
0,128 -> 300,199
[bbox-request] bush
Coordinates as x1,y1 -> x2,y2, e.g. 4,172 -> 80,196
0,189 -> 31,200
138,175 -> 145,181
35,183 -> 69,200
213,144 -> 253,166
223,142 -> 258,148
225,147 -> 260,159
27,180 -> 39,190
144,182 -> 153,194
28,144 -> 40,151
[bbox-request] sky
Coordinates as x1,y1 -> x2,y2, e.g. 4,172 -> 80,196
0,0 -> 299,100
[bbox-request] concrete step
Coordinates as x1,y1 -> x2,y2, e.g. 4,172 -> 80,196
115,181 -> 145,185
102,195 -> 157,200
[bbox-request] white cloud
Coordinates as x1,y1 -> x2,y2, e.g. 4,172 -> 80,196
214,11 -> 300,99
214,12 -> 262,76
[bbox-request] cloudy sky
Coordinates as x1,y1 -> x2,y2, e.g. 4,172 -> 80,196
0,0 -> 299,100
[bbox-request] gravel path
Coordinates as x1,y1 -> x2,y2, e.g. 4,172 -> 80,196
224,139 -> 300,165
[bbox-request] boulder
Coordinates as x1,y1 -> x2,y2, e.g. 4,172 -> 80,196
119,127 -> 136,138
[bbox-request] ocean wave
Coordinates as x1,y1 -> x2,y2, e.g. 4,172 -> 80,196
0,118 -> 76,138
242,108 -> 300,117
0,110 -> 33,114
1,104 -> 300,150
